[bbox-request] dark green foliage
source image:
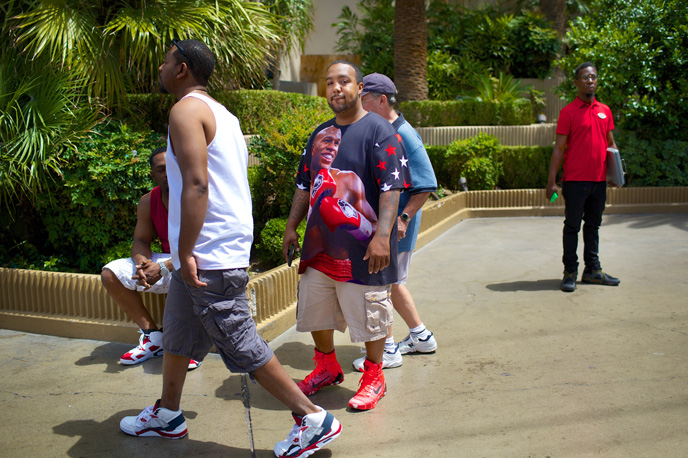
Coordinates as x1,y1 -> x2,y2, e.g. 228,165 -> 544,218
425,146 -> 453,190
499,146 -> 553,189
558,0 -> 688,141
217,89 -> 330,135
615,131 -> 688,187
400,100 -> 533,127
499,99 -> 535,125
256,217 -> 307,268
445,134 -> 502,190
427,4 -> 558,79
333,2 -> 558,90
507,12 -> 561,79
427,51 -> 490,101
32,122 -> 165,272
427,138 -> 553,191
247,100 -> 331,254
119,93 -> 176,134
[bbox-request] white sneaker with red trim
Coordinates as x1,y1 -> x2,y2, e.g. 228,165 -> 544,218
120,330 -> 164,365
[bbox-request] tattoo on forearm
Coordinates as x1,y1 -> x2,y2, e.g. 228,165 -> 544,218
288,190 -> 309,223
377,191 -> 400,238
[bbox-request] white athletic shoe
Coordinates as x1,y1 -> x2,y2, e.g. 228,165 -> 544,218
352,345 -> 402,372
398,331 -> 438,355
120,330 -> 164,365
120,400 -> 188,439
274,408 -> 342,457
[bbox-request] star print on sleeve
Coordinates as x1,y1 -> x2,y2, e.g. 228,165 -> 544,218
304,163 -> 309,173
297,183 -> 307,190
400,156 -> 408,167
381,182 -> 392,192
385,144 -> 397,157
403,180 -> 411,188
396,133 -> 402,143
392,168 -> 400,180
376,159 -> 387,171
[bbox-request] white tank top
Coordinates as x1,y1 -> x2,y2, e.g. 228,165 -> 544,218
166,92 -> 253,270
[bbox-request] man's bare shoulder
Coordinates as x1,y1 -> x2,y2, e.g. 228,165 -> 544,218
138,191 -> 153,212
170,95 -> 211,120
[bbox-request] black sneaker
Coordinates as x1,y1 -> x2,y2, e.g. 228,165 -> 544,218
560,271 -> 577,292
581,269 -> 620,286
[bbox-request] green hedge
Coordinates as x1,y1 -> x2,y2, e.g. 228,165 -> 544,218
119,90 -> 331,136
399,99 -> 533,127
120,93 -> 176,134
256,218 -> 307,268
426,140 -> 553,191
216,90 -> 331,135
499,145 -> 553,189
445,133 -> 502,190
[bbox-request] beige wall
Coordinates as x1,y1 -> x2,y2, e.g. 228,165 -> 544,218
279,0 -> 358,83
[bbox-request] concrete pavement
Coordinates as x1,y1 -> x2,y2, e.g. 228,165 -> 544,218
1,213 -> 687,457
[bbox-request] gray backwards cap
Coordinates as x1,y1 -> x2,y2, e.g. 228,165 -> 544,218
362,73 -> 397,96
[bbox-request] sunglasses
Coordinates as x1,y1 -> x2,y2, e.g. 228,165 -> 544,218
171,39 -> 194,69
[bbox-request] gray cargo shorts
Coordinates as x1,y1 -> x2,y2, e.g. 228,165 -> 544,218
162,268 -> 274,375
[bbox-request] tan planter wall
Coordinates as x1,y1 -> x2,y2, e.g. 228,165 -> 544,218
1,187 -> 686,344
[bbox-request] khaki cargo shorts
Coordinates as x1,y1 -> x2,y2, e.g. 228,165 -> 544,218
296,267 -> 394,343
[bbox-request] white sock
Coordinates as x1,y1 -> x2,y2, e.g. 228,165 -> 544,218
385,337 -> 396,351
305,407 -> 327,424
410,324 -> 429,338
409,324 -> 425,334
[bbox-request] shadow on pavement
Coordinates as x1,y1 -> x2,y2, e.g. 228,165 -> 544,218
486,279 -> 561,292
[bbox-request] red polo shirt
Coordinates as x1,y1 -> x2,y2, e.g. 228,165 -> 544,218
556,97 -> 614,181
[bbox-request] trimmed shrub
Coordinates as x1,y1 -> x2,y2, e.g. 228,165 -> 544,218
119,93 -> 176,134
400,99 -> 532,127
217,90 -> 330,135
498,99 -> 534,125
256,217 -> 307,268
499,145 -> 552,189
445,133 -> 502,190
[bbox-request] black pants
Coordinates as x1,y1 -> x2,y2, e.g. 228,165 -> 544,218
561,181 -> 607,273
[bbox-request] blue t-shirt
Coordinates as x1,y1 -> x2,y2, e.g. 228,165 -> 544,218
295,113 -> 412,285
393,113 -> 438,253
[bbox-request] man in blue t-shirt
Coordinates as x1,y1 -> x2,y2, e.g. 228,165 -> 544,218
283,61 -> 412,411
352,73 -> 439,372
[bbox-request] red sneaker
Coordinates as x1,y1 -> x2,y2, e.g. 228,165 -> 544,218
297,349 -> 344,396
348,359 -> 386,410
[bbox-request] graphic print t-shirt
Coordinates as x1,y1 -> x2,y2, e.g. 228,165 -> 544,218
295,113 -> 412,285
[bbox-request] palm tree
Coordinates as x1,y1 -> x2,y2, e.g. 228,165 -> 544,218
0,48 -> 98,212
394,0 -> 427,101
7,0 -> 284,108
540,0 -> 567,36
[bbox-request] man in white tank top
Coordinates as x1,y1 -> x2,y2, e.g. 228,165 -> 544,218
119,39 -> 341,457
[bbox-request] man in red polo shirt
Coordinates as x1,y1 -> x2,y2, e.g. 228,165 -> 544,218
546,62 -> 621,292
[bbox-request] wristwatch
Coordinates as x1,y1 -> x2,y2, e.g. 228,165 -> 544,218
157,260 -> 170,277
400,212 -> 411,222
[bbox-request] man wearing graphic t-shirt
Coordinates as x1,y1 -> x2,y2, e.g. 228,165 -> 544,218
546,62 -> 620,293
283,60 -> 412,411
